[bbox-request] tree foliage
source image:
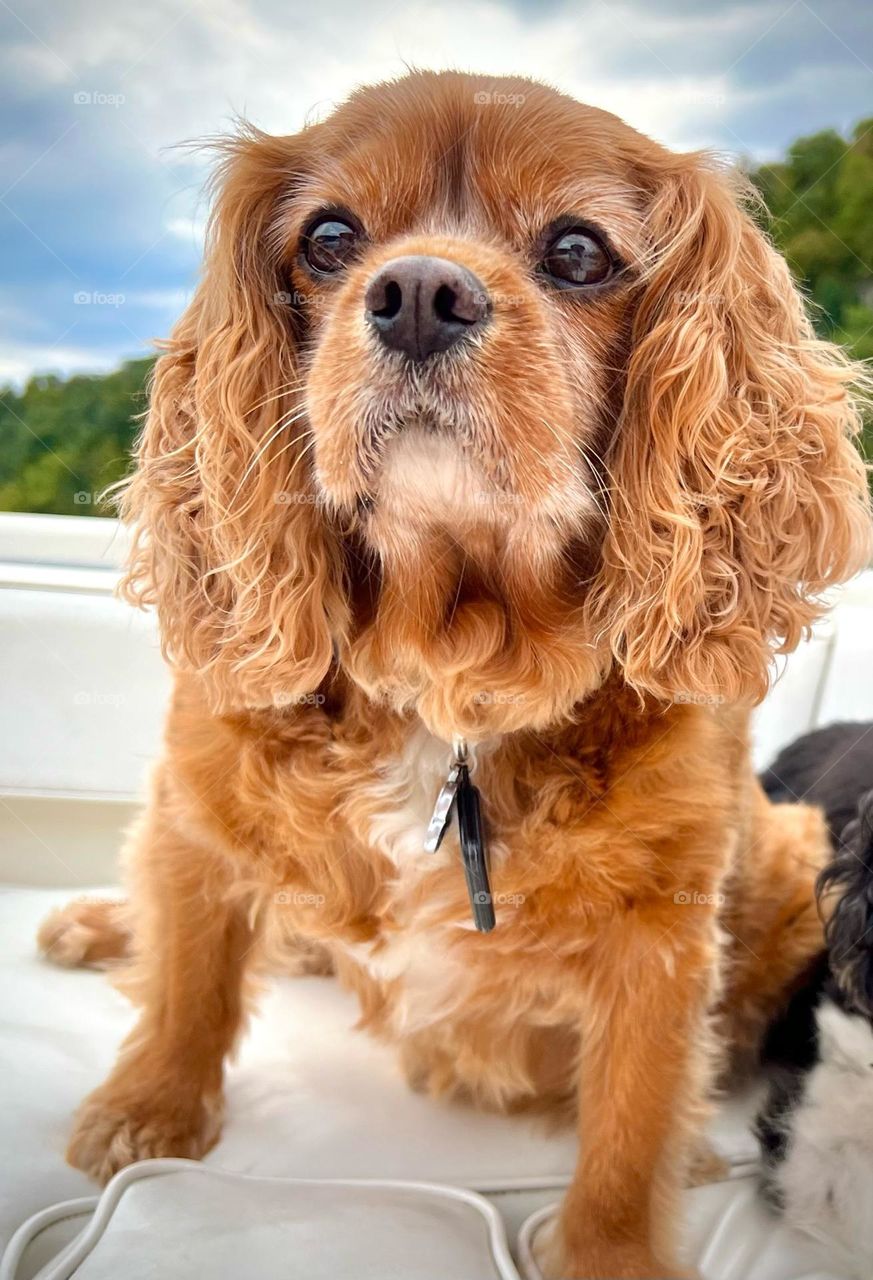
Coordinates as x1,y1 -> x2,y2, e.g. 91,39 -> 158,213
1,116 -> 871,516
0,357 -> 153,516
752,116 -> 873,468
753,117 -> 873,361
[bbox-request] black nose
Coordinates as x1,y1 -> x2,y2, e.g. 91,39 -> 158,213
364,256 -> 490,362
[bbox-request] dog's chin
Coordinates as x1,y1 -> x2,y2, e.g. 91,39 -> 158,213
370,427 -> 496,530
357,425 -> 579,569
341,427 -> 483,562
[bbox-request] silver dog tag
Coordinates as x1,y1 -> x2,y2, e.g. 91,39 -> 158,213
424,763 -> 461,853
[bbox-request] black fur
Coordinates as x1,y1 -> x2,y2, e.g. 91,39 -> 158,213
818,787 -> 873,1017
754,723 -> 873,1193
754,954 -> 836,1205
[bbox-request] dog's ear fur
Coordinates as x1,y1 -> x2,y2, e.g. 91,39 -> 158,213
590,155 -> 871,705
118,128 -> 347,709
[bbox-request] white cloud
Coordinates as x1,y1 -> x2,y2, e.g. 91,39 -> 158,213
0,341 -> 123,386
126,287 -> 192,310
164,215 -> 208,247
14,0 -> 788,154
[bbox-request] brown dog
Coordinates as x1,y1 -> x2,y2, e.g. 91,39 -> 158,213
40,71 -> 871,1279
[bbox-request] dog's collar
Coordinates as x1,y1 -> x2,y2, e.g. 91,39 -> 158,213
424,736 -> 495,933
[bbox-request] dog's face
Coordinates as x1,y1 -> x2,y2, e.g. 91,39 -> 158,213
292,80 -> 638,570
122,71 -> 870,736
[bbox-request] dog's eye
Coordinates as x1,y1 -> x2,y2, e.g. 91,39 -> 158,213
541,228 -> 613,287
302,217 -> 360,274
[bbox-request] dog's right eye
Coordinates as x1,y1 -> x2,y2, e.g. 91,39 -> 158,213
302,216 -> 360,275
540,226 -> 615,288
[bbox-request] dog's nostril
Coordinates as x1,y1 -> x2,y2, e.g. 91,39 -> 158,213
372,279 -> 403,320
433,284 -> 476,327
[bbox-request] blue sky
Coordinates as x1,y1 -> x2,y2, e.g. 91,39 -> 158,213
1,0 -> 871,384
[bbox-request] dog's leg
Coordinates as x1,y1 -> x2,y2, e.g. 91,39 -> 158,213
66,811 -> 257,1184
546,906 -> 719,1280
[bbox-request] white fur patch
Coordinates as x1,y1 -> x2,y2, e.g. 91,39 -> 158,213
374,425 -> 596,534
773,997 -> 873,1277
339,725 -> 498,1033
364,722 -> 465,868
378,429 -> 488,524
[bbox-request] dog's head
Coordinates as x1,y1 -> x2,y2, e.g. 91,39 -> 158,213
121,70 -> 871,737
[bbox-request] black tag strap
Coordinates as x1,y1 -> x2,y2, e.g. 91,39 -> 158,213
456,764 -> 495,933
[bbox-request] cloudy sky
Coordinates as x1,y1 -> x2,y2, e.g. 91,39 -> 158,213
1,0 -> 870,384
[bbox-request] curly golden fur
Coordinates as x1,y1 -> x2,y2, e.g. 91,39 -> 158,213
40,70 -> 871,1279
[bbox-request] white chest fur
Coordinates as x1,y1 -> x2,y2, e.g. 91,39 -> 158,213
364,723 -> 463,869
340,724 -> 495,1033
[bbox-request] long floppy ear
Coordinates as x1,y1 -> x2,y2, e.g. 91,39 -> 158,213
117,127 -> 347,710
592,155 -> 871,705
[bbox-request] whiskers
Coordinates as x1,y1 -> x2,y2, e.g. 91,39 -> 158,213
232,404 -> 310,497
200,396 -> 319,532
535,416 -> 612,527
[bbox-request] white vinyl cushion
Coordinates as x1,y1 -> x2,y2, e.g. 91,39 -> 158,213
0,887 -> 762,1250
0,588 -> 168,802
0,884 -> 579,1257
1,1165 -> 855,1280
3,1163 -> 517,1280
0,886 -> 861,1280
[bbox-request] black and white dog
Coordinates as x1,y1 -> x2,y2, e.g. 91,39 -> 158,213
756,722 -> 873,1273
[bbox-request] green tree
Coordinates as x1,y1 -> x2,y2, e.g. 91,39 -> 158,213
0,357 -> 153,515
751,117 -> 873,469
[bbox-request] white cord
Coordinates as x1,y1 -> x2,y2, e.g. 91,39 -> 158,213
0,1196 -> 97,1280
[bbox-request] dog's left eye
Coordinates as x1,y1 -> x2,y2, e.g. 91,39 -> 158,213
541,228 -> 614,287
302,217 -> 360,274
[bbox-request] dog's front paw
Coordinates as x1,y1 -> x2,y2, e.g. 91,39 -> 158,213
38,898 -> 131,970
67,1081 -> 223,1183
536,1217 -> 698,1280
